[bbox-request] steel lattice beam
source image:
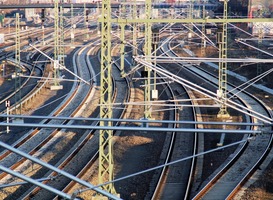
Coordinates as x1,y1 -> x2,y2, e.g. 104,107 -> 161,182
217,0 -> 230,118
53,0 -> 60,87
144,0 -> 152,119
59,3 -> 65,67
132,0 -> 138,58
108,18 -> 273,23
14,13 -> 21,115
201,5 -> 206,57
71,4 -> 74,46
99,0 -> 116,195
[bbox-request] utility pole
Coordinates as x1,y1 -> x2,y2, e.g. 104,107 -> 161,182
98,0 -> 117,196
120,23 -> 125,76
201,4 -> 206,57
132,0 -> 138,59
14,13 -> 22,116
59,2 -> 65,67
51,0 -> 63,90
143,0 -> 152,120
71,3 -> 75,47
217,0 -> 230,118
84,3 -> 89,41
188,0 -> 194,38
41,8 -> 45,45
257,27 -> 263,77
152,27 -> 159,100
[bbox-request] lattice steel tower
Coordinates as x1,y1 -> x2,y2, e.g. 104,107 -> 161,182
14,13 -> 21,115
99,0 -> 117,195
144,0 -> 152,119
51,0 -> 63,90
59,3 -> 65,67
217,0 -> 230,118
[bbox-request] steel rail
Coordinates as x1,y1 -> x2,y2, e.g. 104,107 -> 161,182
169,42 -> 273,199
53,42 -> 132,199
167,37 -> 252,199
150,51 -> 197,199
20,40 -> 102,200
0,40 -> 94,198
18,34 -> 128,199
0,141 -> 120,200
150,58 -> 179,200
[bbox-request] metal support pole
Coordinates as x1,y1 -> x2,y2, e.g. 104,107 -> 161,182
217,0 -> 230,118
120,23 -> 125,76
54,0 -> 59,63
1,61 -> 5,77
59,3 -> 65,67
42,25 -> 45,45
152,28 -> 159,100
188,0 -> 193,38
201,5 -> 206,57
5,100 -> 10,133
52,0 -> 62,90
132,0 -> 137,58
144,0 -> 152,119
84,3 -> 89,41
71,3 -> 75,47
99,0 -> 117,195
41,8 -> 45,45
153,43 -> 157,92
257,27 -> 263,76
15,12 -> 21,116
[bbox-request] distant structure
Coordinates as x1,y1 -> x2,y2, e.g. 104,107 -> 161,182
249,0 -> 273,35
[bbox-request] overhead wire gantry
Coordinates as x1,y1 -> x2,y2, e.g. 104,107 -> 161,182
98,0 -> 273,195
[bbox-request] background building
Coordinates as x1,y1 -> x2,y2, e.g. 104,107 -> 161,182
249,0 -> 273,35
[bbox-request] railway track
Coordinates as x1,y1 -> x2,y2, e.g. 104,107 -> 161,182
0,11 -> 272,200
0,33 -> 131,199
149,70 -> 198,200
45,42 -> 133,200
114,36 -> 199,200
0,41 -> 97,199
164,37 -> 273,199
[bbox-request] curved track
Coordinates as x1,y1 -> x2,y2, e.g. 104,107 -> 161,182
165,37 -> 273,199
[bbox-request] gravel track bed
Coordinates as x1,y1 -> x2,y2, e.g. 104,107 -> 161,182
19,44 -> 130,199
0,43 -> 96,199
172,40 -> 273,198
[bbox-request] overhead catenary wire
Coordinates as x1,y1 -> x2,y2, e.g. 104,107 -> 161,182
0,114 -> 266,126
0,121 -> 266,134
0,141 -> 122,200
135,57 -> 273,124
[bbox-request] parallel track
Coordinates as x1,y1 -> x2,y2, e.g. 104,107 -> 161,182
167,38 -> 273,199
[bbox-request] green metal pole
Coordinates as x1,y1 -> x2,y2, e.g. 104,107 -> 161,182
59,4 -> 65,67
71,3 -> 74,46
257,27 -> 263,76
15,13 -> 21,115
53,0 -> 60,88
132,0 -> 137,58
120,23 -> 125,77
217,0 -> 230,118
99,0 -> 117,195
144,0 -> 152,119
201,4 -> 206,57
